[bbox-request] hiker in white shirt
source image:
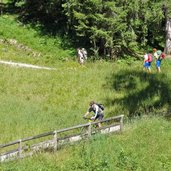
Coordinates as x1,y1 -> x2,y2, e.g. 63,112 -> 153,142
77,48 -> 84,65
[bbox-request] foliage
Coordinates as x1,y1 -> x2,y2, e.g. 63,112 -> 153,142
5,0 -> 171,58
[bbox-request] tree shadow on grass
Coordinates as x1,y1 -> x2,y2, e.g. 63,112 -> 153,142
105,70 -> 171,118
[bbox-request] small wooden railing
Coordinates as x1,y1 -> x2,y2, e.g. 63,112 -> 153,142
0,115 -> 124,162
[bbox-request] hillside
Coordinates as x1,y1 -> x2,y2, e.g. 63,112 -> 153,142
0,14 -> 171,170
1,116 -> 171,170
0,15 -> 74,65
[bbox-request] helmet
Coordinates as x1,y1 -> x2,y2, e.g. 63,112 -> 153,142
89,101 -> 95,106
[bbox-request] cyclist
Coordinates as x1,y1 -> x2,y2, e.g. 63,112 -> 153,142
83,101 -> 104,127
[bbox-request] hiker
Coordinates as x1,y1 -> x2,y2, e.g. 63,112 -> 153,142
153,48 -> 164,73
77,48 -> 84,65
83,101 -> 104,127
148,53 -> 153,73
143,52 -> 151,73
81,48 -> 87,60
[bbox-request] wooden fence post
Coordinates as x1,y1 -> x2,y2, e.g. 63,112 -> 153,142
120,116 -> 124,132
53,131 -> 58,151
0,0 -> 3,15
88,123 -> 91,137
18,139 -> 22,158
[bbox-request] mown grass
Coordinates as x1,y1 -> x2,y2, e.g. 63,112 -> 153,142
0,14 -> 171,170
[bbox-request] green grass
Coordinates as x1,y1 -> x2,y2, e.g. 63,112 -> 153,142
0,14 -> 171,170
0,15 -> 75,65
1,116 -> 171,170
0,61 -> 119,143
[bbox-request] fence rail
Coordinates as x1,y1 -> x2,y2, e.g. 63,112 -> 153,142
0,115 -> 124,162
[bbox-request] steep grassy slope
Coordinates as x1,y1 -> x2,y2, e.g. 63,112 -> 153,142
1,116 -> 171,170
0,14 -> 171,171
0,15 -> 74,65
0,58 -> 170,143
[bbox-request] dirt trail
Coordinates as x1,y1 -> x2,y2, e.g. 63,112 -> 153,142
0,60 -> 56,70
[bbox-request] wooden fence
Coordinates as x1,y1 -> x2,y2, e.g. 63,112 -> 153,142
0,115 -> 124,162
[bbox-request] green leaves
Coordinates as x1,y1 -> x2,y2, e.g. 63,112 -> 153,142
8,0 -> 171,58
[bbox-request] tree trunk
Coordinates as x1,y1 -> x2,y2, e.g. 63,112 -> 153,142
0,0 -> 3,15
165,17 -> 171,54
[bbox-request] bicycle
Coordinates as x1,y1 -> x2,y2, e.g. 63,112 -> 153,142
83,116 -> 99,127
78,117 -> 98,137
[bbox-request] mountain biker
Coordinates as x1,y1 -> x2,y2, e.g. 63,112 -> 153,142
83,101 -> 104,127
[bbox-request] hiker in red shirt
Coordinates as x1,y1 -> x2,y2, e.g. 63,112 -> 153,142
143,52 -> 152,73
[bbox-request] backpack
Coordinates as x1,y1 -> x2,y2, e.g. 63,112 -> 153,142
160,52 -> 166,60
156,50 -> 162,57
148,54 -> 153,62
96,103 -> 104,111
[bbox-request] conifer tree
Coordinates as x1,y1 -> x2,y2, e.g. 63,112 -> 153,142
163,1 -> 171,54
8,0 -> 171,57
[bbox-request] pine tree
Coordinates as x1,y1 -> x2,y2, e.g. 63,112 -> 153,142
8,0 -> 171,57
163,0 -> 171,54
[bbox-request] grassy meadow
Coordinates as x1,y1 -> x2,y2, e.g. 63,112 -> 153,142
0,15 -> 74,65
1,117 -> 171,170
0,14 -> 171,170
